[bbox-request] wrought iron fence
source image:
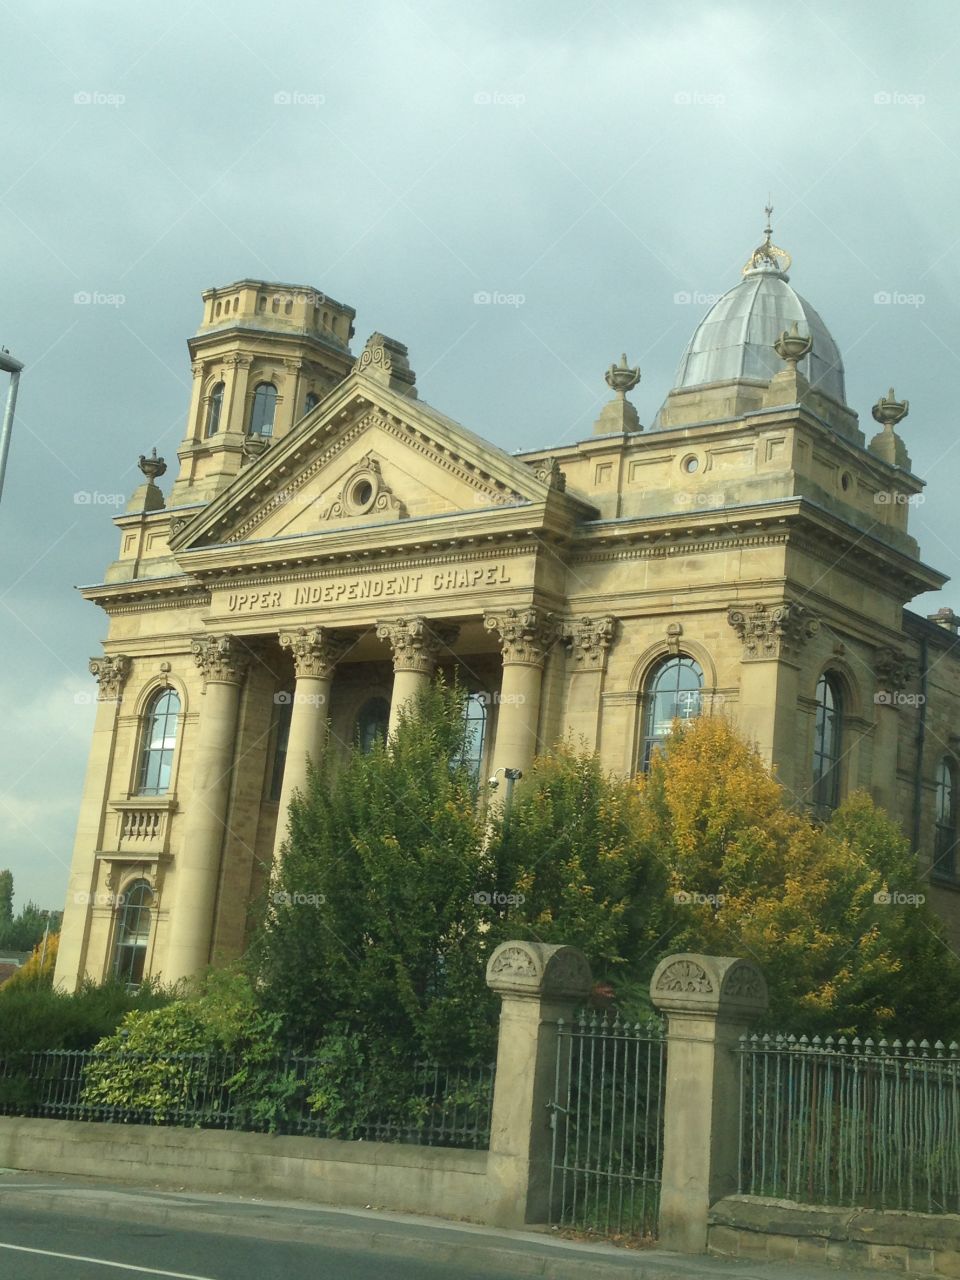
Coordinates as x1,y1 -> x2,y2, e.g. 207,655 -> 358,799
0,1049 -> 495,1150
738,1033 -> 960,1214
548,1011 -> 666,1238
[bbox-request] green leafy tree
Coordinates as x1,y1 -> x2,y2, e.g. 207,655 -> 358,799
256,678 -> 498,1062
489,744 -> 670,1015
635,715 -> 960,1036
0,870 -> 13,927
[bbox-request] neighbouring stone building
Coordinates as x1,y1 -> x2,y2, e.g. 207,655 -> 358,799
55,219 -> 960,991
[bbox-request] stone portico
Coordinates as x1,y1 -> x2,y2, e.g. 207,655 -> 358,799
55,235 -> 960,991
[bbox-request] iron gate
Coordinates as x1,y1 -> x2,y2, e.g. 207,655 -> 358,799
548,1011 -> 666,1238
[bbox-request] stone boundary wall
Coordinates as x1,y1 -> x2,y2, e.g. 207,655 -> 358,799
0,1118 -> 492,1222
709,1194 -> 960,1277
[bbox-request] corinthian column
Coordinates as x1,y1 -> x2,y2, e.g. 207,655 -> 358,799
484,607 -> 559,780
164,635 -> 250,984
273,626 -> 353,860
376,616 -> 459,739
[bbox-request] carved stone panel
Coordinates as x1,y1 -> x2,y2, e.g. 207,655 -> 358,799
650,953 -> 768,1019
486,940 -> 593,1001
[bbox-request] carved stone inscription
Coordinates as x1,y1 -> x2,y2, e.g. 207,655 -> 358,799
223,561 -> 512,614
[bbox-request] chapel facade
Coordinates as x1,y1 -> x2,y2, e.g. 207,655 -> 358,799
54,223 -> 960,991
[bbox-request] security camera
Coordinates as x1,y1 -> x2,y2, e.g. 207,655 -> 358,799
488,776 -> 500,789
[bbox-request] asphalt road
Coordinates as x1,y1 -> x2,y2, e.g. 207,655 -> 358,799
0,1205 -> 499,1279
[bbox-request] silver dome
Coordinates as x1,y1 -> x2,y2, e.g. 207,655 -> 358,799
672,260 -> 846,405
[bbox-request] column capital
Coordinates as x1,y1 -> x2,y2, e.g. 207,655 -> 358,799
88,654 -> 131,702
563,614 -> 618,666
484,606 -> 559,667
279,626 -> 354,679
191,634 -> 252,686
874,644 -> 915,694
727,600 -> 819,662
376,616 -> 458,673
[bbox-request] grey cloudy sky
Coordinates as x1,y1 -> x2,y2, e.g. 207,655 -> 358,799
1,0 -> 957,910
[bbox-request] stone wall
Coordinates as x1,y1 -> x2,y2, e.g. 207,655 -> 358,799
709,1194 -> 960,1277
0,1117 -> 492,1222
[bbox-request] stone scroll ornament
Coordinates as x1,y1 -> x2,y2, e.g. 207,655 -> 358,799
88,654 -> 131,702
721,963 -> 765,1001
376,616 -> 459,674
565,615 -> 617,665
489,945 -> 538,978
484,607 -> 560,667
727,601 -> 820,661
278,626 -> 353,679
191,634 -> 252,686
874,645 -> 915,695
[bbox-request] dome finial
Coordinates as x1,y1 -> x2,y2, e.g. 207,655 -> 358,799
743,201 -> 792,278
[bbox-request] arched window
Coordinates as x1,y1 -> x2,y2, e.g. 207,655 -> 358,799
935,758 -> 957,877
304,391 -> 320,414
205,381 -> 224,437
356,697 -> 390,753
113,881 -> 153,985
640,655 -> 703,770
812,672 -> 843,813
248,382 -> 277,436
459,693 -> 488,781
137,689 -> 180,796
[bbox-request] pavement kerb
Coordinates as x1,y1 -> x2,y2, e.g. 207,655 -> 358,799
0,1184 -> 765,1280
0,1177 -> 885,1280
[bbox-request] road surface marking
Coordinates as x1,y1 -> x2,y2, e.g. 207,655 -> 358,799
0,1240 -> 218,1278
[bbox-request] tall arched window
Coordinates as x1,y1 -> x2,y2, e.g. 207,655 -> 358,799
137,689 -> 180,795
935,757 -> 957,877
205,381 -> 224,437
356,696 -> 390,753
640,655 -> 703,770
459,692 -> 488,782
248,382 -> 277,436
812,672 -> 843,813
113,881 -> 153,985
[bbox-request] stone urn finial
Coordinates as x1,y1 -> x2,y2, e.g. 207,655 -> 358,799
138,448 -> 167,484
872,387 -> 909,429
773,321 -> 812,371
605,353 -> 641,398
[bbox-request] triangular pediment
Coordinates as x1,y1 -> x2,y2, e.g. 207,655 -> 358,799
169,375 -> 591,554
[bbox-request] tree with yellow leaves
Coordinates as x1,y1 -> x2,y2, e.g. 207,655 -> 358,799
637,716 -> 960,1035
